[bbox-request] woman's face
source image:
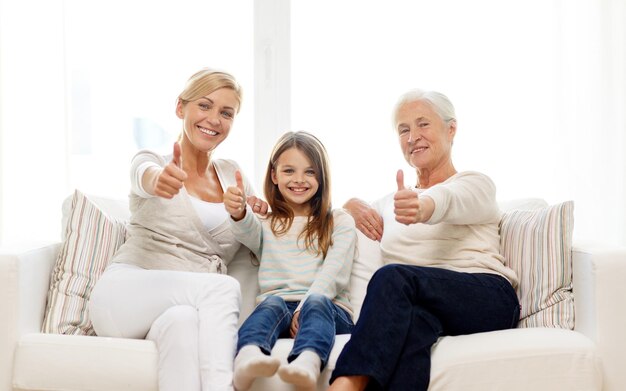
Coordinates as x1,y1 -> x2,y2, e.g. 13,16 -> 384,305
176,87 -> 239,153
396,100 -> 456,170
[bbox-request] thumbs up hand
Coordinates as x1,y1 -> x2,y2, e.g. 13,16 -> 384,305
224,170 -> 247,221
394,169 -> 423,225
153,142 -> 188,199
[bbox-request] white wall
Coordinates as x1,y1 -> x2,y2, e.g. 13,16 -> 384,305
288,0 -> 626,246
1,0 -> 625,247
0,0 -> 68,246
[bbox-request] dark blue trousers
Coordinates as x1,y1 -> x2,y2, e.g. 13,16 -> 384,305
330,264 -> 520,390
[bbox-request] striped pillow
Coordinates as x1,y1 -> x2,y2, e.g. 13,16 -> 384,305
499,201 -> 574,329
42,190 -> 128,335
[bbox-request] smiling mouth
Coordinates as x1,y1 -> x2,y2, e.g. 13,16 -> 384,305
411,146 -> 427,154
288,186 -> 309,194
198,126 -> 218,136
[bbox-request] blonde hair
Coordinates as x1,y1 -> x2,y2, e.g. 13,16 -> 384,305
264,131 -> 334,258
178,68 -> 243,112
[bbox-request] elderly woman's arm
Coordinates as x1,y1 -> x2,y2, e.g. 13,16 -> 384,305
421,171 -> 500,225
343,198 -> 384,241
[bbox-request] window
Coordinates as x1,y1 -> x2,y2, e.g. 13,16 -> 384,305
64,0 -> 254,197
291,0 -> 558,205
1,0 -> 624,246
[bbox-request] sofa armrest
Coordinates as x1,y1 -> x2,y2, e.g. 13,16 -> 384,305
0,242 -> 61,391
572,242 -> 626,391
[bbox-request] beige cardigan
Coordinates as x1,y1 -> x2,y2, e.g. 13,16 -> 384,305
111,150 -> 254,274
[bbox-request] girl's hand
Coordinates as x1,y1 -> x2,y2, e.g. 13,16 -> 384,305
224,170 -> 247,221
343,198 -> 384,241
153,142 -> 188,199
290,311 -> 300,338
246,195 -> 269,216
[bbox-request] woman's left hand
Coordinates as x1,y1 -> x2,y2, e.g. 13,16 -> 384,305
290,311 -> 300,338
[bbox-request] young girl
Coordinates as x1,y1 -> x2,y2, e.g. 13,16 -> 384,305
223,131 -> 357,390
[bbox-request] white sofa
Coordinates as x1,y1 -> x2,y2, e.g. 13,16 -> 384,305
1,195 -> 625,391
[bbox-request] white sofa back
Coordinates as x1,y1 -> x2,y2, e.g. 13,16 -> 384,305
60,194 -> 548,324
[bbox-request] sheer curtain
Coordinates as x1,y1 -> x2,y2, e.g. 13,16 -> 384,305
0,0 -> 254,245
63,0 -> 255,197
1,0 -> 624,247
288,0 -> 626,246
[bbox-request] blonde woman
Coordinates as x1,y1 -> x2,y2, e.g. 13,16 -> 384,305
89,68 -> 265,391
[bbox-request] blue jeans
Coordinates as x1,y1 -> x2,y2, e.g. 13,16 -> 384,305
237,294 -> 354,369
330,264 -> 520,390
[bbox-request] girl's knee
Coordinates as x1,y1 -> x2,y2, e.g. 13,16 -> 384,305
302,294 -> 332,309
259,295 -> 287,310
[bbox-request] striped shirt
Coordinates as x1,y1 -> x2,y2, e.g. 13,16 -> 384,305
230,208 -> 356,316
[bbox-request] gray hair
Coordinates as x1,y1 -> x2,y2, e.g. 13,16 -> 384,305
392,89 -> 456,128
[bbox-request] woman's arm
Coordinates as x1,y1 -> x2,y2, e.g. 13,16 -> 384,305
343,198 -> 384,241
130,144 -> 187,199
421,171 -> 500,225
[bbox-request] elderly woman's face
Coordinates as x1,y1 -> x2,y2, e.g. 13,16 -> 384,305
396,100 -> 456,170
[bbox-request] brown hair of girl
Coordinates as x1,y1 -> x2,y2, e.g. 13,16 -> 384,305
263,131 -> 334,258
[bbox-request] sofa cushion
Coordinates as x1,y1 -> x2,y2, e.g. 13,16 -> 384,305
12,333 -> 157,391
349,231 -> 383,321
500,201 -> 575,328
42,190 -> 128,335
429,328 -> 601,390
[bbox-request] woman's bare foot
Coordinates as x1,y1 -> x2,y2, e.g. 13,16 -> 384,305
327,375 -> 369,391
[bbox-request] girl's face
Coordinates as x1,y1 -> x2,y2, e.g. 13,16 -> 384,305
271,147 -> 319,216
176,87 -> 239,154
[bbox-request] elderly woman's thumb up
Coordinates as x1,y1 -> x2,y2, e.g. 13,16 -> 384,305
153,142 -> 188,199
394,169 -> 434,225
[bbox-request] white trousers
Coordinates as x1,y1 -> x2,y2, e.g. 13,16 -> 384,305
89,263 -> 241,391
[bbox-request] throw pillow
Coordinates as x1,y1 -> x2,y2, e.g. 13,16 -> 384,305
499,201 -> 574,329
42,190 -> 128,335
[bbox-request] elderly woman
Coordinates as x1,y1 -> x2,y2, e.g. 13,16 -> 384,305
328,89 -> 520,391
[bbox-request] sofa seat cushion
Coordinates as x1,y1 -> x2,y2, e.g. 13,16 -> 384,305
430,328 -> 602,390
14,328 -> 601,391
250,328 -> 601,391
13,333 -> 157,391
